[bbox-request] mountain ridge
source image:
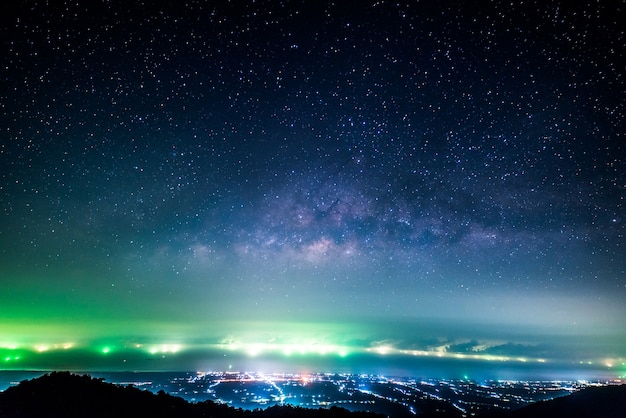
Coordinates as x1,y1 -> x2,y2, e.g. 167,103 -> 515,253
0,371 -> 624,417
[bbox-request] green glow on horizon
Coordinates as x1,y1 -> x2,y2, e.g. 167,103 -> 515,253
1,317 -> 624,377
218,341 -> 351,358
1,346 -> 27,366
0,338 -> 562,367
1,337 -> 625,381
148,344 -> 183,355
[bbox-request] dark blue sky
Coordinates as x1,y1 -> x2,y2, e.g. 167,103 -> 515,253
0,0 -> 624,377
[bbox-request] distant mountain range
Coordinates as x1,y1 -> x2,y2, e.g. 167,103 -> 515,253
0,372 -> 624,418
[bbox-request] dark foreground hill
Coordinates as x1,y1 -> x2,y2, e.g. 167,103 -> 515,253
0,372 -> 624,418
487,383 -> 626,418
512,384 -> 626,418
0,372 -> 385,418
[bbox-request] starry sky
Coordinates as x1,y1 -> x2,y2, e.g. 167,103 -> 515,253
1,0 -> 624,378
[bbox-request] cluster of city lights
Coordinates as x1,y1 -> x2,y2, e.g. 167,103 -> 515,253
218,341 -> 350,357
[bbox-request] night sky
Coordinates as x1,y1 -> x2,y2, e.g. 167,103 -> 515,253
1,0 -> 624,378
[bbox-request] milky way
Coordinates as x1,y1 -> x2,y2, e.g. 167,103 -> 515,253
0,0 -> 624,378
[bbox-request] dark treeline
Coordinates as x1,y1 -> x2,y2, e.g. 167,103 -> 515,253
0,372 -> 391,418
0,372 -> 624,418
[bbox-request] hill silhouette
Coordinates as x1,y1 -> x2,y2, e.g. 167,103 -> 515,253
486,383 -> 626,418
0,372 -> 624,418
0,371 -> 385,418
512,384 -> 626,418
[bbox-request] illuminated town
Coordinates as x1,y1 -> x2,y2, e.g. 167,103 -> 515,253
1,340 -> 624,416
1,0 -> 624,416
2,371 -> 614,417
